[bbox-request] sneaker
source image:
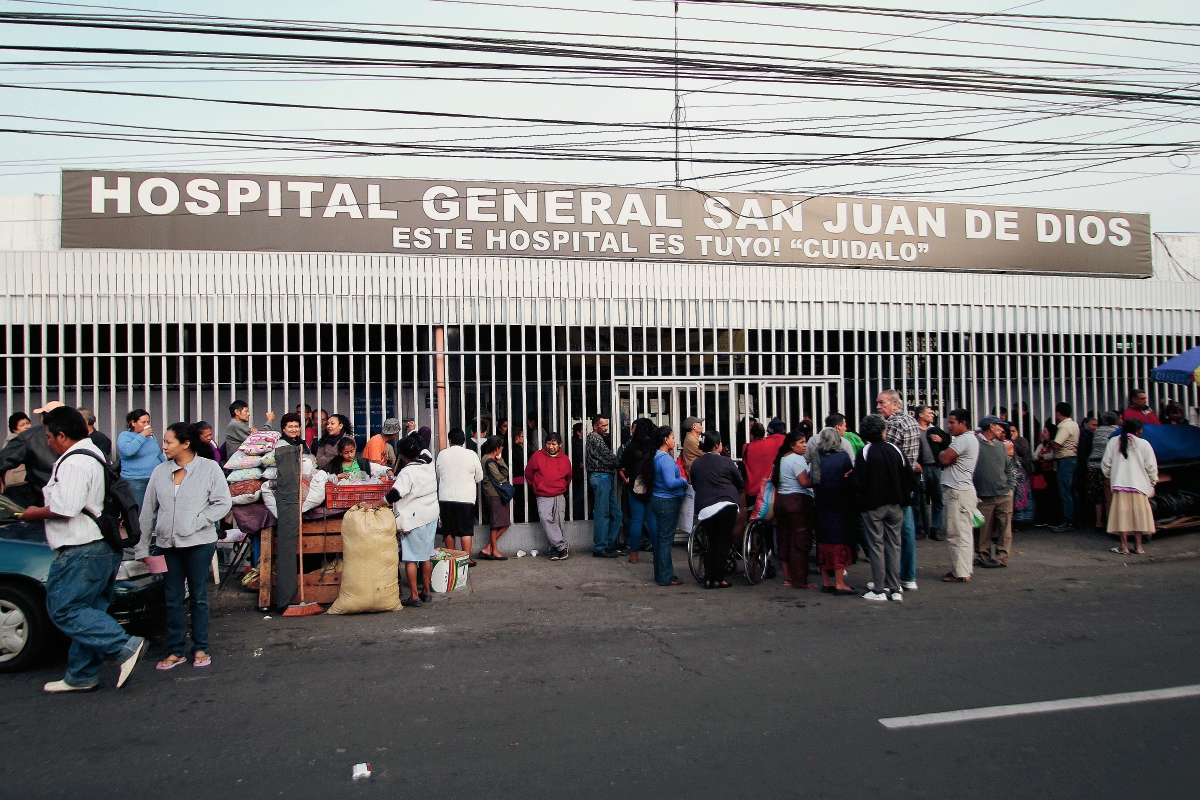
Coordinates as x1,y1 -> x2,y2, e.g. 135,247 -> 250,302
592,549 -> 618,558
549,546 -> 569,561
1051,523 -> 1074,532
901,581 -> 918,591
862,590 -> 889,602
401,597 -> 422,607
613,545 -> 631,555
44,680 -> 97,693
889,590 -> 904,602
980,558 -> 1005,568
116,636 -> 146,689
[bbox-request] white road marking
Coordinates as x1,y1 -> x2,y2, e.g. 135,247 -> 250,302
880,684 -> 1200,729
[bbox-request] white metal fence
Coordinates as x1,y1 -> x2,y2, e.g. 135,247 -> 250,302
3,250 -> 1198,520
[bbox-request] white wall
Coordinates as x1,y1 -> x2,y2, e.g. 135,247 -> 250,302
0,195 -> 59,251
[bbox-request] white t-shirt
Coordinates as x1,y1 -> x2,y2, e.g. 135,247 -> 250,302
941,431 -> 979,492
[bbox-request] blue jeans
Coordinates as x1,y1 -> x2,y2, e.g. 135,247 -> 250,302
650,495 -> 683,585
589,473 -> 623,553
916,465 -> 944,537
163,542 -> 216,657
1057,457 -> 1077,526
627,493 -> 657,552
900,505 -> 917,584
45,539 -> 134,688
126,478 -> 150,512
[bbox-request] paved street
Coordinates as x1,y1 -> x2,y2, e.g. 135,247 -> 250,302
2,531 -> 1198,799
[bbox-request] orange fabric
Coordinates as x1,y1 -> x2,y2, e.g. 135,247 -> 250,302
362,434 -> 390,465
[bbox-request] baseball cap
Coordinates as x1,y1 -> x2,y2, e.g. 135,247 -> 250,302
32,400 -> 65,415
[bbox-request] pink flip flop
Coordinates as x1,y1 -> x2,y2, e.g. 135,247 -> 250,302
156,656 -> 187,671
193,655 -> 211,668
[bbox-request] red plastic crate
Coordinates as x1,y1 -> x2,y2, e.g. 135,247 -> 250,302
325,483 -> 390,509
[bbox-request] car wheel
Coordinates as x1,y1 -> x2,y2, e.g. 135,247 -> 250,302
0,583 -> 52,673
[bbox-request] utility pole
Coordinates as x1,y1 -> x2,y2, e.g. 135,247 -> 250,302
673,0 -> 681,188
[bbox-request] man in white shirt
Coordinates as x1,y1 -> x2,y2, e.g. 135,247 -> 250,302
939,408 -> 980,583
436,428 -> 484,566
19,406 -> 146,692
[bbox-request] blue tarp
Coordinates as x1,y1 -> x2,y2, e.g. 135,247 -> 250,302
1109,423 -> 1200,465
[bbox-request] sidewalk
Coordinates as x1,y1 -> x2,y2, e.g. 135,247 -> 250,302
991,526 -> 1200,569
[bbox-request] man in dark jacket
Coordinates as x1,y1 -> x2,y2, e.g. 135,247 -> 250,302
854,414 -> 912,603
916,405 -> 950,541
0,400 -> 65,506
689,431 -> 744,588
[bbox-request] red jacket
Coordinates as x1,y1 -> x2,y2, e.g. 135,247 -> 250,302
742,433 -> 783,497
525,448 -> 573,497
1121,406 -> 1160,425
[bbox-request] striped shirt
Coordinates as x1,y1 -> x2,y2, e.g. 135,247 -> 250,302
42,438 -> 106,550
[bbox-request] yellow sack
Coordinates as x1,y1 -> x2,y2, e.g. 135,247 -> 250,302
327,504 -> 404,614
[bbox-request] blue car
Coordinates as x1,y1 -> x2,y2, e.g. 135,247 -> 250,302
0,519 -> 166,672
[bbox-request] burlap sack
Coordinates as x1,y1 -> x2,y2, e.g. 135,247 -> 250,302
327,504 -> 404,614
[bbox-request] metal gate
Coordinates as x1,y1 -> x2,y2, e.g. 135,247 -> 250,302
615,379 -> 839,453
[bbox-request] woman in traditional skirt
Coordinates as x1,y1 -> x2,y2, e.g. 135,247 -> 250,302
1005,422 -> 1035,528
807,427 -> 858,595
1100,418 -> 1159,555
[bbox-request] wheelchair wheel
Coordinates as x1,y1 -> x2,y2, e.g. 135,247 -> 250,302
743,519 -> 770,585
687,520 -> 708,585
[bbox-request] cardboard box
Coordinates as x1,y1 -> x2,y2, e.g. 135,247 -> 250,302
430,547 -> 469,593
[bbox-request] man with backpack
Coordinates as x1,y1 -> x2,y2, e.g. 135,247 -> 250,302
18,406 -> 147,692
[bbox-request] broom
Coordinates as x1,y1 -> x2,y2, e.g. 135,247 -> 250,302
283,446 -> 322,617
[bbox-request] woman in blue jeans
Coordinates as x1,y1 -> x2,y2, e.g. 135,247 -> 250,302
650,425 -> 688,586
117,408 -> 165,510
137,422 -> 232,669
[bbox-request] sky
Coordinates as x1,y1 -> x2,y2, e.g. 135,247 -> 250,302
0,0 -> 1198,230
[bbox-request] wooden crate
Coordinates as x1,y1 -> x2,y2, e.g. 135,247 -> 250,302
258,521 -> 345,608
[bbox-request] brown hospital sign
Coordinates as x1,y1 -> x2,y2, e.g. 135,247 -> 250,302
60,170 -> 1152,276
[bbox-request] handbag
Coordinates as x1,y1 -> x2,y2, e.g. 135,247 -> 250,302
753,476 -> 776,521
483,456 -> 516,504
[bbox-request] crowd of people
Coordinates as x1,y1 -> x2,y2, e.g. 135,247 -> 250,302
0,385 -> 1174,691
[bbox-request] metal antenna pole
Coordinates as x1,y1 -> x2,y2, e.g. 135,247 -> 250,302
674,0 -> 680,188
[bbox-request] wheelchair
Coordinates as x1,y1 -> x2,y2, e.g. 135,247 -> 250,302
687,509 -> 772,585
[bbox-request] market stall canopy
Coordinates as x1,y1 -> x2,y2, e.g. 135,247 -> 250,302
1152,346 -> 1200,386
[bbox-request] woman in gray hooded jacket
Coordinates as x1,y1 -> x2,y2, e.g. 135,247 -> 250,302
137,422 -> 232,669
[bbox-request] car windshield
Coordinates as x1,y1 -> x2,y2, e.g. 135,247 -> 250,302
0,519 -> 47,543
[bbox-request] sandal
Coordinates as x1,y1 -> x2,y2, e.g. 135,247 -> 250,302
942,572 -> 970,582
1133,548 -> 1145,555
467,559 -> 477,567
476,552 -> 498,561
193,653 -> 211,668
156,655 -> 187,671
1110,547 -> 1130,555
834,587 -> 858,595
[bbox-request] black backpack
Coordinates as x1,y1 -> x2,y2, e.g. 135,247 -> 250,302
56,450 -> 143,551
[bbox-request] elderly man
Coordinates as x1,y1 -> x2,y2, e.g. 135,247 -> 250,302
974,415 -> 1016,568
876,389 -> 922,591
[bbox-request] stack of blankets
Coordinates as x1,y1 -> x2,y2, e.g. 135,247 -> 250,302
223,431 -> 281,505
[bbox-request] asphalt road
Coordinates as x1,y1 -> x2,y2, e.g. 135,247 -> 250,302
2,533 -> 1198,799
